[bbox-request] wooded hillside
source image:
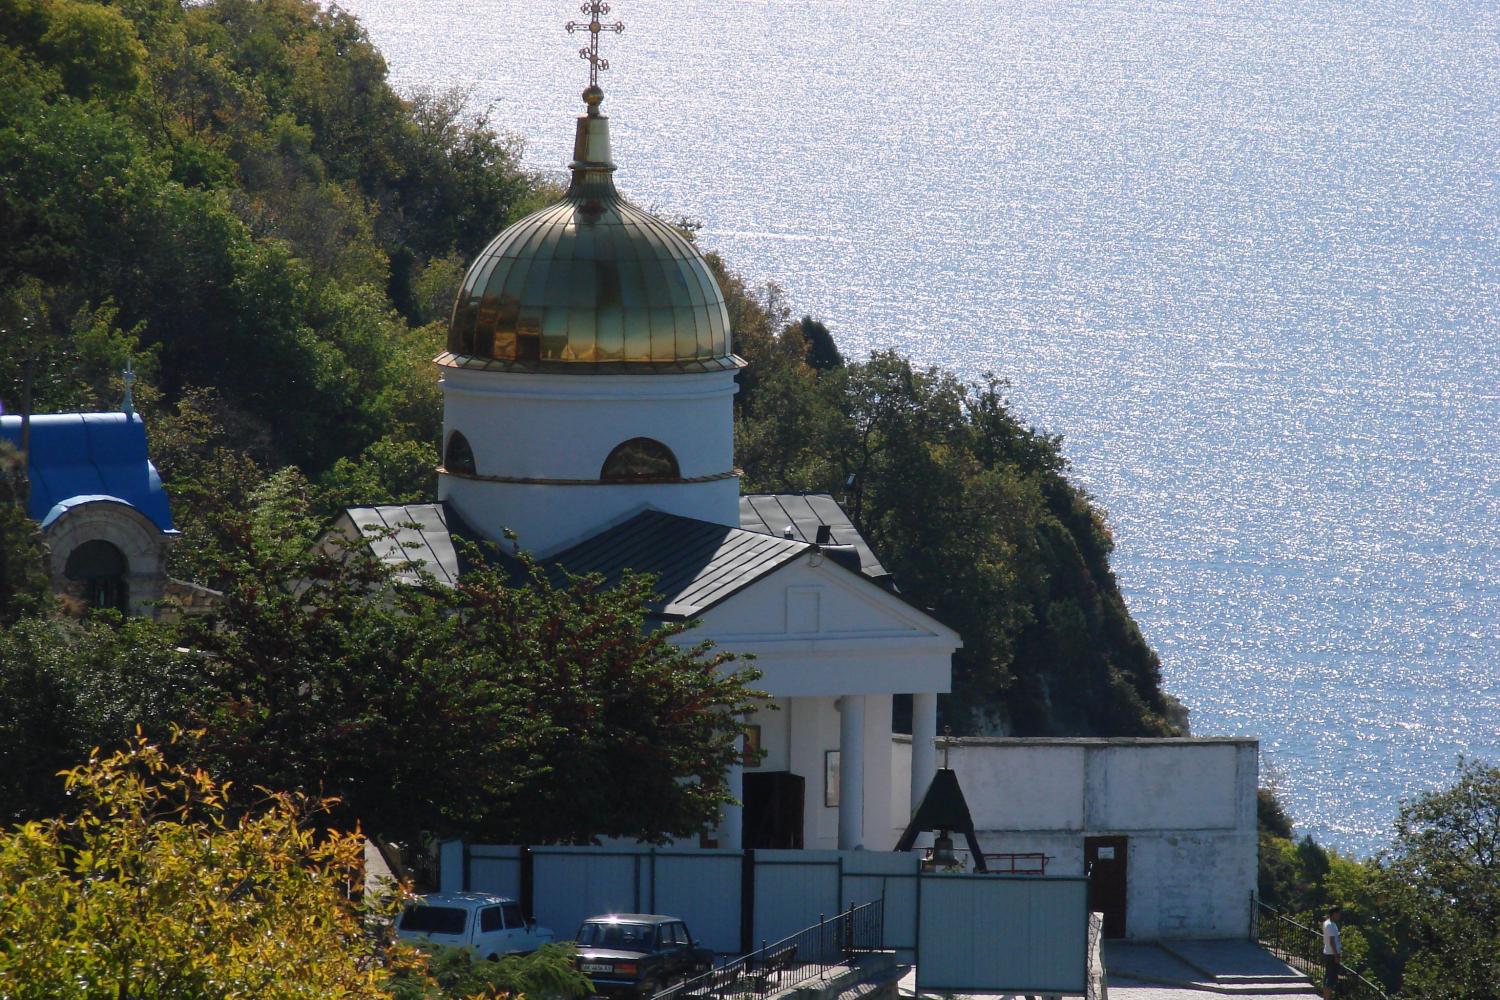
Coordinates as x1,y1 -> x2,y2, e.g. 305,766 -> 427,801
1,0 -> 1177,737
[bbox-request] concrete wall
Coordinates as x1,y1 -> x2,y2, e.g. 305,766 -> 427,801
893,736 -> 1259,940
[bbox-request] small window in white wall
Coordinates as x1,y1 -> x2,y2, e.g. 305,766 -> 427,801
444,431 -> 476,476
787,587 -> 821,633
601,438 -> 679,481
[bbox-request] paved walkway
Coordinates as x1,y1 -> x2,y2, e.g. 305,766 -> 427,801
897,939 -> 1321,999
1105,940 -> 1321,999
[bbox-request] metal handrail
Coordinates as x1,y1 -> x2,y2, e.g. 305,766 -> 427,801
651,899 -> 884,1000
982,852 -> 1052,875
918,847 -> 1053,874
1253,897 -> 1389,1000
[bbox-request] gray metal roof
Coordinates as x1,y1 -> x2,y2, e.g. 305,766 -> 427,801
548,509 -> 811,619
342,503 -> 470,587
739,494 -> 888,581
346,505 -> 812,619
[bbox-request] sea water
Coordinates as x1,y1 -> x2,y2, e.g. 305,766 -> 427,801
341,0 -> 1500,856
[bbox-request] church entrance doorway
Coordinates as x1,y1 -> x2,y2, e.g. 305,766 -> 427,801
64,539 -> 128,612
742,771 -> 804,849
1084,835 -> 1128,938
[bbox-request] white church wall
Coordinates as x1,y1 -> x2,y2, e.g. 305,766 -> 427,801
889,736 -> 1258,939
443,477 -> 741,557
1087,743 -> 1240,831
441,368 -> 737,481
690,558 -> 955,853
891,736 -> 912,838
790,696 -> 838,849
746,698 -> 789,773
439,367 -> 741,554
963,744 -> 1088,831
773,693 -> 899,851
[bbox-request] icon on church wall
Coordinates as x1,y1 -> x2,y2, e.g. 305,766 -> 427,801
824,750 -> 840,808
742,725 -> 761,765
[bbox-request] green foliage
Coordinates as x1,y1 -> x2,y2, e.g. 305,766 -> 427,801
392,943 -> 594,1000
0,495 -> 49,626
1377,758 -> 1500,998
797,315 -> 843,370
172,480 -> 762,844
0,438 -> 49,626
1,0 -> 529,479
1258,786 -> 1294,839
145,386 -> 271,585
1256,763 -> 1500,998
0,734 -> 424,997
428,548 -> 764,844
320,434 -> 440,510
0,614 -> 197,823
0,482 -> 762,849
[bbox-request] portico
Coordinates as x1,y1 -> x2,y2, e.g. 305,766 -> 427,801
689,518 -> 959,852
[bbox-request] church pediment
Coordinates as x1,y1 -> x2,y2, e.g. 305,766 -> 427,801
693,554 -> 958,645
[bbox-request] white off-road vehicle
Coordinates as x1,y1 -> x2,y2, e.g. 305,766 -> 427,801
396,892 -> 554,960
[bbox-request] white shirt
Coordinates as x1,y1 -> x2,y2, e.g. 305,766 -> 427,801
1322,918 -> 1341,956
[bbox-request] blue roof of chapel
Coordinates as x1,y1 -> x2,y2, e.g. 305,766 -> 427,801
0,412 -> 176,534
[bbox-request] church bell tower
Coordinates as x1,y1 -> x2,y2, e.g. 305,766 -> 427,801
436,10 -> 742,556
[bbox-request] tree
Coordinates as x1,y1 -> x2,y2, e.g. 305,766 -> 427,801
169,480 -> 763,847
0,734 -> 422,998
434,552 -> 763,844
1378,758 -> 1500,999
0,444 -> 48,626
391,944 -> 593,1000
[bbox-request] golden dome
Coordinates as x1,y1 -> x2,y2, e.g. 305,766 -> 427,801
443,96 -> 738,373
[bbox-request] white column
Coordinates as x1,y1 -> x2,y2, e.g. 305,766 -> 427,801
838,695 -> 866,850
720,733 -> 743,850
911,692 -> 939,815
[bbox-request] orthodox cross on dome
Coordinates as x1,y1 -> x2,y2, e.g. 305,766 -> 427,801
565,1 -> 624,90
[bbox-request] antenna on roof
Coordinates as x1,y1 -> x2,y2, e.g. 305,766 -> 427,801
121,359 -> 136,416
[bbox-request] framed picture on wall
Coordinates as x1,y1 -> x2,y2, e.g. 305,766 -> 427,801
743,725 -> 762,765
824,750 -> 840,808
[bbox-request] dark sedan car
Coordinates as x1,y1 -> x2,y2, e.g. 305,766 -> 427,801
574,914 -> 713,998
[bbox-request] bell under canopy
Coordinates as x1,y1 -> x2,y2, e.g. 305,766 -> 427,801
443,87 -> 739,373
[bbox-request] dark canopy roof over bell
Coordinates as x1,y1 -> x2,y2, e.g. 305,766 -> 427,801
895,768 -> 988,872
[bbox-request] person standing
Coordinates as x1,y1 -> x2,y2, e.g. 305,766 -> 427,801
1322,904 -> 1343,998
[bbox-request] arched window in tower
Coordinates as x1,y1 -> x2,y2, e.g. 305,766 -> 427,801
445,431 -> 477,476
64,539 -> 128,612
601,438 -> 680,481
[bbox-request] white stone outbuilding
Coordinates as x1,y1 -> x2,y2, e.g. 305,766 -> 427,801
893,736 -> 1260,939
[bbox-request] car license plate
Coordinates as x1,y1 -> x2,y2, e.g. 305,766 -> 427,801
582,963 -> 613,973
